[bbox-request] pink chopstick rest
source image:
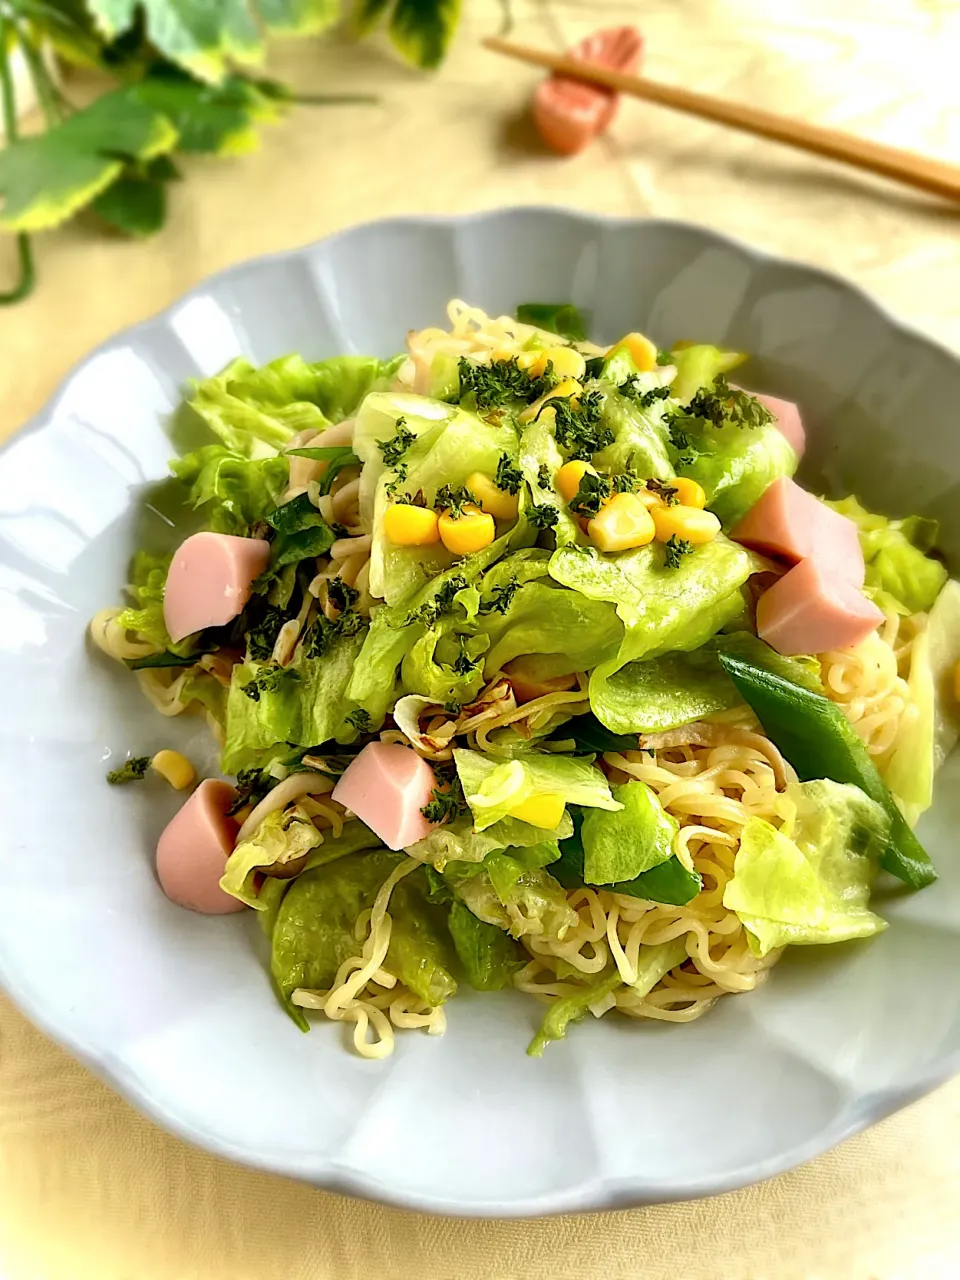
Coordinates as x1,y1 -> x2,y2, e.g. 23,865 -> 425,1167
533,26 -> 643,156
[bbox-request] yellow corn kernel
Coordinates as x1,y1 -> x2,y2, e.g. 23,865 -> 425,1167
438,504 -> 496,554
672,477 -> 707,509
607,332 -> 657,373
151,750 -> 196,791
651,504 -> 721,546
556,460 -> 594,503
509,793 -> 566,829
466,471 -> 520,522
384,503 -> 441,546
523,345 -> 587,380
516,350 -> 540,371
954,659 -> 960,703
587,493 -> 657,552
519,378 -> 582,425
491,347 -> 518,364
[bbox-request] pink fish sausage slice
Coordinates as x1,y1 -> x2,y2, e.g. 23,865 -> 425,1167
332,742 -> 439,851
156,779 -> 245,914
752,392 -> 806,458
756,558 -> 884,656
163,532 -> 270,644
731,477 -> 865,587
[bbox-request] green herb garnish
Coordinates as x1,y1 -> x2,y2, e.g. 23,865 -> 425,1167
245,605 -> 289,661
435,484 -> 477,518
549,390 -> 613,460
242,665 -> 300,702
452,638 -> 480,676
328,579 -> 360,615
618,382 -> 671,410
646,478 -> 679,506
526,502 -> 560,530
107,755 -> 151,785
569,471 -> 613,518
674,375 -> 774,431
227,767 -> 272,816
377,418 -> 417,467
478,576 -> 521,615
457,356 -> 554,410
405,574 -> 470,627
494,453 -> 523,495
346,709 -> 373,734
420,762 -> 467,824
663,535 -> 695,568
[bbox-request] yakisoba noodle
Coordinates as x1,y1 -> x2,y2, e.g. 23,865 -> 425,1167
820,610 -> 925,759
93,297 -> 954,1059
517,728 -> 793,1024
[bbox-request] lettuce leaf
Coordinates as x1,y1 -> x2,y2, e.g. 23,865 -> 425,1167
171,445 -> 289,536
356,392 -> 519,604
723,780 -> 889,956
517,415 -> 582,547
308,355 -> 403,424
581,781 -> 677,884
590,633 -> 823,738
589,649 -> 740,735
221,660 -> 302,774
549,536 -> 753,730
454,748 -> 620,832
674,418 -> 797,528
670,344 -> 747,403
270,852 -> 457,1029
346,537 -> 522,727
189,354 -> 398,462
827,496 -> 947,615
447,899 -> 526,990
401,622 -> 489,705
443,853 -> 577,941
115,550 -> 195,656
299,627 -> 370,747
178,669 -> 228,729
480,580 -> 623,677
883,579 -> 960,823
554,809 -> 701,905
189,356 -> 331,458
591,384 -> 674,480
221,626 -> 366,773
220,804 -> 325,909
407,812 -> 572,870
526,938 -> 686,1056
549,536 -> 752,658
387,869 -> 462,1007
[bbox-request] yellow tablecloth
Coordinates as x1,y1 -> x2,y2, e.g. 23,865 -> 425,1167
1,3 -> 959,1276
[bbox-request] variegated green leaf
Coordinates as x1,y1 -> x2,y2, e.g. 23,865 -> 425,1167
84,0 -> 341,84
389,0 -> 460,69
132,73 -> 289,156
0,86 -> 177,231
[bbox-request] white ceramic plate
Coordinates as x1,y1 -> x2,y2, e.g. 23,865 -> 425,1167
3,209 -> 960,1217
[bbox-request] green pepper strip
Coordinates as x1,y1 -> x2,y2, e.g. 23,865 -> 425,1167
718,648 -> 936,890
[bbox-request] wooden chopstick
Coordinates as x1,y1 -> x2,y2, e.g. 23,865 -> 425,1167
483,36 -> 960,205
